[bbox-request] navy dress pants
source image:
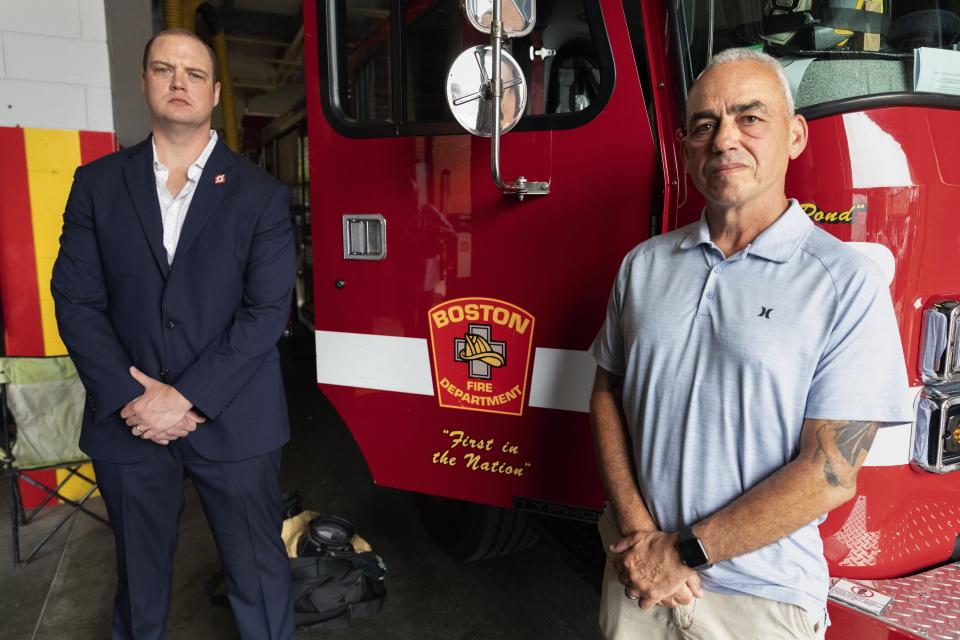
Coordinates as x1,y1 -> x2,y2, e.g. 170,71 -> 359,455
93,440 -> 294,640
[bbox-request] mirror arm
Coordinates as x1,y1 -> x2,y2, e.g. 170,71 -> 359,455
490,11 -> 508,191
487,0 -> 549,200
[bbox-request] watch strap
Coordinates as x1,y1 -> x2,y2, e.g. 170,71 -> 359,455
677,525 -> 712,571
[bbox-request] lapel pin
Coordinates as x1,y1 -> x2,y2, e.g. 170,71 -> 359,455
214,174 -> 226,185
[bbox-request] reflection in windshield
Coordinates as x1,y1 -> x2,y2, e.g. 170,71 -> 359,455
678,0 -> 960,109
464,0 -> 535,36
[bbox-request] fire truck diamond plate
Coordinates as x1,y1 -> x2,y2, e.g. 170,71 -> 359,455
831,563 -> 960,640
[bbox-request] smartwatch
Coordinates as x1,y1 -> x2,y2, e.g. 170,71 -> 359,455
677,526 -> 712,571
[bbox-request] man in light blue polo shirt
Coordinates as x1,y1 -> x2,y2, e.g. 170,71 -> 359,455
589,48 -> 913,640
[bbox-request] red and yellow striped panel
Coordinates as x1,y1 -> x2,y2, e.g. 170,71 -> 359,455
0,127 -> 115,356
0,128 -> 42,356
0,126 -> 115,509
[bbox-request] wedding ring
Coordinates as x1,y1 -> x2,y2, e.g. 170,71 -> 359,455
133,425 -> 143,436
625,589 -> 639,601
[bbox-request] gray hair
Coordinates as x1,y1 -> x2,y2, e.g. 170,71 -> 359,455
697,48 -> 795,117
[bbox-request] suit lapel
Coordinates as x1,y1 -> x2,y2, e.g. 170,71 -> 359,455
122,138 -> 169,278
170,139 -> 237,271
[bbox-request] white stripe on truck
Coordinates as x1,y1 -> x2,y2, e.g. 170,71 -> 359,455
314,331 -> 917,467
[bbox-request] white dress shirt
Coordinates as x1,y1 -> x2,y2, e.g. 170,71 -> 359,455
152,131 -> 218,265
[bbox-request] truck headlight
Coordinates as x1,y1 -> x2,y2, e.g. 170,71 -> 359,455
914,387 -> 960,473
920,300 -> 960,384
947,412 -> 960,455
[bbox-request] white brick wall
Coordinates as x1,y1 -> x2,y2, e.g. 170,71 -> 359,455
85,85 -> 112,131
0,78 -> 87,129
4,32 -> 110,87
0,0 -> 112,132
78,0 -> 107,41
0,1 -> 82,38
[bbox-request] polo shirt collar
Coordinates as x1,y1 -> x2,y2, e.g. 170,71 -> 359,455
745,199 -> 812,262
678,199 -> 812,263
678,214 -> 713,250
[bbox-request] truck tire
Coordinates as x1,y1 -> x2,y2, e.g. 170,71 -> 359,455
417,496 -> 539,562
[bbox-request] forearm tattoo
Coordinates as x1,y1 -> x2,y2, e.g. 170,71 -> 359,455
813,420 -> 879,488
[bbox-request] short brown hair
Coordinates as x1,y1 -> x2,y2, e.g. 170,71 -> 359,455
142,28 -> 219,83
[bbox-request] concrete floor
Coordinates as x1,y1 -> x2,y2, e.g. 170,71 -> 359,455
1,336 -> 602,639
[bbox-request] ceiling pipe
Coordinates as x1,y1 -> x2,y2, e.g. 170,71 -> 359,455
164,0 -> 183,28
181,0 -> 201,33
276,25 -> 304,88
196,2 -> 240,152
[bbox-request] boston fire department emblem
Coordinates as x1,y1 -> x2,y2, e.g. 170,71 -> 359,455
428,297 -> 535,416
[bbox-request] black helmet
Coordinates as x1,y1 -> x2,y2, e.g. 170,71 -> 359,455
888,1 -> 960,49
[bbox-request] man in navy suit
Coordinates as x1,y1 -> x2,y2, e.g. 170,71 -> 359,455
51,28 -> 295,639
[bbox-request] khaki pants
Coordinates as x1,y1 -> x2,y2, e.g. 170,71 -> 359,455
598,509 -> 826,640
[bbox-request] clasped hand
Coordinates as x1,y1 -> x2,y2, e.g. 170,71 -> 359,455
119,366 -> 205,445
611,530 -> 702,610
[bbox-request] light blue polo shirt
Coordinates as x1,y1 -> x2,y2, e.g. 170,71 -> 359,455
590,200 -> 913,621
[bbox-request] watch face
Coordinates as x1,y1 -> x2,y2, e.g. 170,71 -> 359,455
678,537 -> 709,568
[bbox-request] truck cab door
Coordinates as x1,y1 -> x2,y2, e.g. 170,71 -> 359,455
303,0 -> 660,511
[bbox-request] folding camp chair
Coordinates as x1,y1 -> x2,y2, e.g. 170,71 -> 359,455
0,356 -> 109,566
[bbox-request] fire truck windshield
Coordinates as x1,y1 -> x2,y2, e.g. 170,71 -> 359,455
326,0 -> 612,136
677,0 -> 960,111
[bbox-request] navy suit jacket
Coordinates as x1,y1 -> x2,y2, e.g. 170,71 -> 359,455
51,136 -> 295,463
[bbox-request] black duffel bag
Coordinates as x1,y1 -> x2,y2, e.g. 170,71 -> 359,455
291,513 -> 387,628
209,501 -> 386,630
290,550 -> 386,628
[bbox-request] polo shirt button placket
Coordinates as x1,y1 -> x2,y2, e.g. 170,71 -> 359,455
707,262 -> 723,300
697,261 -> 721,315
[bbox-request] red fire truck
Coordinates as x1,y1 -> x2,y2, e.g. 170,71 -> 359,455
301,1 -> 960,637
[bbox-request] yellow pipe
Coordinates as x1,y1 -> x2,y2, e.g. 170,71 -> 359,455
211,32 -> 240,152
164,0 -> 182,29
181,0 -> 201,33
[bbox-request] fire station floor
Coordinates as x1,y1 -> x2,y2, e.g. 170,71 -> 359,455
0,335 -> 603,640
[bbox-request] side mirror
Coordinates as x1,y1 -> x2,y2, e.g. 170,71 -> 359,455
462,0 -> 535,38
445,0 -> 549,199
446,46 -> 527,138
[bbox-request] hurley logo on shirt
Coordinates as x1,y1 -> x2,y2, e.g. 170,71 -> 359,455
758,307 -> 773,319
